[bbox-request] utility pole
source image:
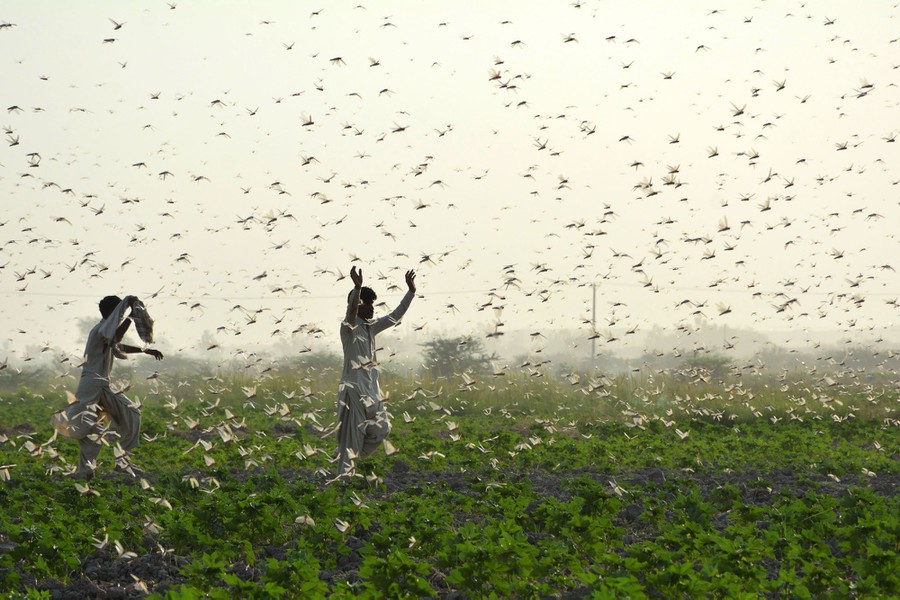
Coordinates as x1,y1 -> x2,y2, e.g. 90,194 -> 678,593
591,283 -> 597,368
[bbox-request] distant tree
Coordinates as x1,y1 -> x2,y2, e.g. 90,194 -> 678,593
280,351 -> 341,374
680,352 -> 732,380
76,315 -> 96,338
421,336 -> 496,380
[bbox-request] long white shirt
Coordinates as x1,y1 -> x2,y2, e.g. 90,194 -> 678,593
75,297 -> 132,404
339,289 -> 414,406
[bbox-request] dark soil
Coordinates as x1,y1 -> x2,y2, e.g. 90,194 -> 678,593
13,465 -> 898,599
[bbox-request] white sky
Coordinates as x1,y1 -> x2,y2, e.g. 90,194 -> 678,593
1,0 -> 898,364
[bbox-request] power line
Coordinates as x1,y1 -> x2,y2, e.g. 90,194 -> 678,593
0,279 -> 896,302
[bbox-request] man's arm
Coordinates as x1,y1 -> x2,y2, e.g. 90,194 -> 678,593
344,266 -> 363,325
371,269 -> 416,335
117,344 -> 164,360
114,317 -> 132,343
106,297 -> 163,360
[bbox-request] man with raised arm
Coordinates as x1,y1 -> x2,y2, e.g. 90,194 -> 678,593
55,295 -> 163,480
335,266 -> 416,478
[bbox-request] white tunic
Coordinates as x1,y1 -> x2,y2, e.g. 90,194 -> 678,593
76,297 -> 133,406
339,289 -> 415,405
53,297 -> 141,476
335,289 -> 414,475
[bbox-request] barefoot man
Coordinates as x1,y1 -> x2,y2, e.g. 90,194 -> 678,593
335,266 -> 416,477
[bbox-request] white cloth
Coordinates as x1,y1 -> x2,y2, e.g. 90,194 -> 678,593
335,289 -> 414,475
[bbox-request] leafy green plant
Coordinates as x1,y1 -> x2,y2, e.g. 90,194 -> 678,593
1,365 -> 896,598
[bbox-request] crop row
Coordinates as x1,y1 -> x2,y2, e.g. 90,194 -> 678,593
0,378 -> 897,597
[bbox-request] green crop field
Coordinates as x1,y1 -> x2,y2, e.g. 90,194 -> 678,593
1,359 -> 897,599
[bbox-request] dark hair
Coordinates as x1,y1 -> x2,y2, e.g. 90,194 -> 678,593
348,287 -> 377,304
99,295 -> 121,318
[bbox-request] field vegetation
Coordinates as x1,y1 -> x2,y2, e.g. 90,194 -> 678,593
0,346 -> 897,598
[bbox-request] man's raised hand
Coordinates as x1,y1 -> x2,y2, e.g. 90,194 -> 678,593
350,266 -> 363,288
405,269 -> 417,293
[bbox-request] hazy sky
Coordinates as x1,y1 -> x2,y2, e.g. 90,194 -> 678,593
1,1 -> 898,365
